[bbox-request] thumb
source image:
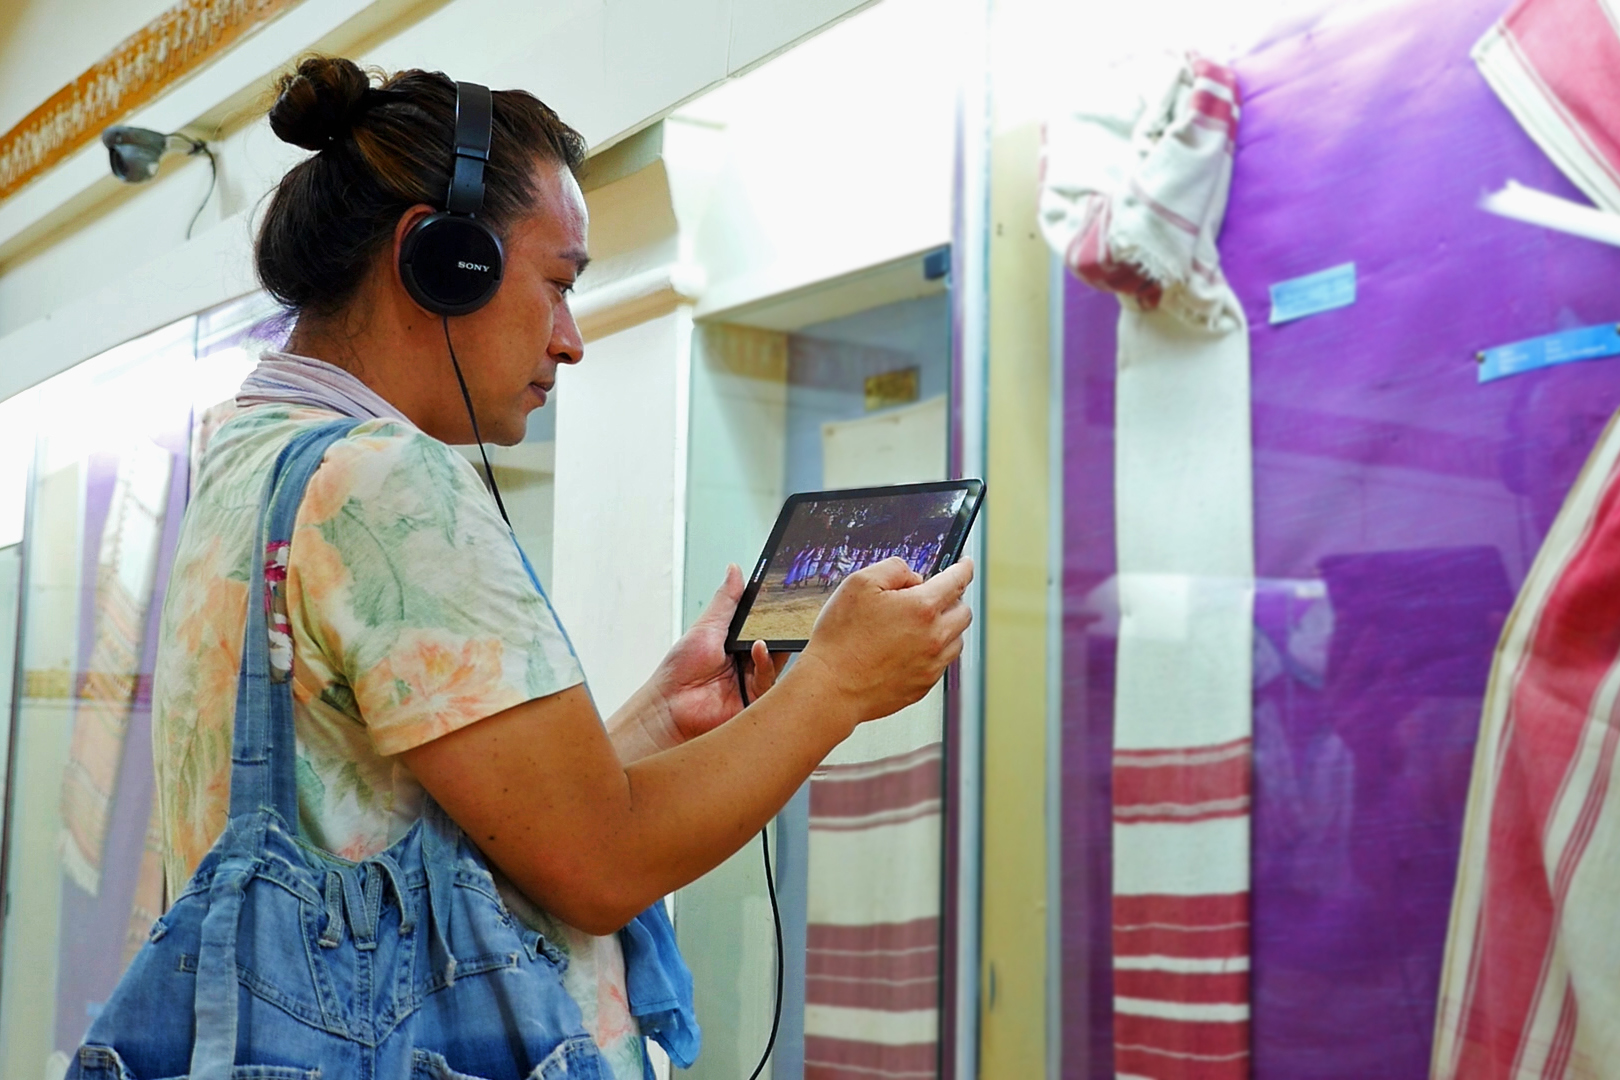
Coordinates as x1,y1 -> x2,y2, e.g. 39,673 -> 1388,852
854,556 -> 925,592
696,564 -> 745,626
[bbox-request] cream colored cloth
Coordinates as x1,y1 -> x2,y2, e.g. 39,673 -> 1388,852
1040,55 -> 1244,333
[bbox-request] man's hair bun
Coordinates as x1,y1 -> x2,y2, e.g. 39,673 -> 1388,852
257,59 -> 587,317
268,56 -> 373,151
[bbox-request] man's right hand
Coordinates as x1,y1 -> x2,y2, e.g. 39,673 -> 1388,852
797,556 -> 975,726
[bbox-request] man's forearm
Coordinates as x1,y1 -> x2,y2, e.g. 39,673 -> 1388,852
604,682 -> 680,764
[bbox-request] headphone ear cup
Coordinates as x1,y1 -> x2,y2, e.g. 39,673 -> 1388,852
399,213 -> 505,316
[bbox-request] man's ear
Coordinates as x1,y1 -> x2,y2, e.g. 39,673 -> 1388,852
390,204 -> 440,308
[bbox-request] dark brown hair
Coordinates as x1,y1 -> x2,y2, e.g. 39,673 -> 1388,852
255,56 -> 587,317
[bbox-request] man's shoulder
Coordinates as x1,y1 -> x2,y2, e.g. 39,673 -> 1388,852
319,419 -> 482,495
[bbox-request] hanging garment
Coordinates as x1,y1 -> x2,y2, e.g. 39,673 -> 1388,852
1432,412 -> 1620,1077
1044,52 -> 1255,1080
1039,55 -> 1244,333
803,741 -> 943,1080
1428,3 -> 1620,1075
1110,309 -> 1255,1080
1474,0 -> 1620,214
71,420 -> 697,1080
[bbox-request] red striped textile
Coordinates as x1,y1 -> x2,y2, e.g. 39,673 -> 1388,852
1474,0 -> 1620,213
1114,741 -> 1251,1079
1114,739 -> 1251,824
1434,412 -> 1620,1076
807,918 -> 940,1012
1433,10 -> 1620,1075
1069,199 -> 1165,311
804,1036 -> 937,1080
806,744 -> 943,1079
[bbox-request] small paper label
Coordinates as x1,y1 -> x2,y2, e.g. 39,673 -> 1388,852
1477,324 -> 1620,383
1269,263 -> 1357,325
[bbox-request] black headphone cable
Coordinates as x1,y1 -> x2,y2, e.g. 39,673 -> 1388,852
442,315 -> 514,530
734,654 -> 785,1080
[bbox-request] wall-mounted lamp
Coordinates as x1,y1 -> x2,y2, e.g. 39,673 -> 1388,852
99,125 -> 217,237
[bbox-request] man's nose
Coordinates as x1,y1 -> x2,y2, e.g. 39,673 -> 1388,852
552,302 -> 584,365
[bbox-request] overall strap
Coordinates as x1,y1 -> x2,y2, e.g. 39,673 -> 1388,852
229,419 -> 360,821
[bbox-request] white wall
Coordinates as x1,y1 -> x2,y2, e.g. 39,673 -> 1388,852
551,309 -> 694,715
674,0 -> 957,319
683,323 -> 790,627
0,0 -> 886,400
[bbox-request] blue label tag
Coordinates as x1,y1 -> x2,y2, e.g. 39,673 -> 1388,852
1477,324 -> 1620,383
1269,263 -> 1357,325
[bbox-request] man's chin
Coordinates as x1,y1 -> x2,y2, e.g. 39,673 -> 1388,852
490,424 -> 527,448
489,406 -> 535,447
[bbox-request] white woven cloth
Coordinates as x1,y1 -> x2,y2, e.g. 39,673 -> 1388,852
1040,54 -> 1244,334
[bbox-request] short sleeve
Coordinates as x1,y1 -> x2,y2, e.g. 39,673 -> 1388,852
285,422 -> 584,756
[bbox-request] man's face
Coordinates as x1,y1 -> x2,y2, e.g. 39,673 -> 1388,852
455,161 -> 589,445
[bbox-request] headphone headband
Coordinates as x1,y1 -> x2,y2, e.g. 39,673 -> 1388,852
445,81 -> 492,216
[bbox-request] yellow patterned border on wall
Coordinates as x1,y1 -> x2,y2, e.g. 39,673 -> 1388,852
0,0 -> 305,204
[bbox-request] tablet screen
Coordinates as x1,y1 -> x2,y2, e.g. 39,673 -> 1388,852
735,485 -> 973,646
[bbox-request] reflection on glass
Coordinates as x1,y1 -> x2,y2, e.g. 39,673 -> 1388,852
681,287 -> 951,1079
0,545 -> 21,853
0,316 -> 194,1078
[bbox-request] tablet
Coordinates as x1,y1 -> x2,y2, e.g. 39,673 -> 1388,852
726,479 -> 985,653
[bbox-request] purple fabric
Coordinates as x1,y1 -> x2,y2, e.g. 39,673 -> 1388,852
1221,0 -> 1620,1075
1061,280 -> 1120,1080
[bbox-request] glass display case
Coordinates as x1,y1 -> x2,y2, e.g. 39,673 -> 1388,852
679,266 -> 956,1080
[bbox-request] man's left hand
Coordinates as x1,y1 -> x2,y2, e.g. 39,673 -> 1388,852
648,564 -> 787,746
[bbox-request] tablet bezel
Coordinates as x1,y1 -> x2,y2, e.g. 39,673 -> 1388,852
725,478 -> 985,653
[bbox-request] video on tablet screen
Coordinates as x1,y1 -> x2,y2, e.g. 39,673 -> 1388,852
737,488 -> 968,643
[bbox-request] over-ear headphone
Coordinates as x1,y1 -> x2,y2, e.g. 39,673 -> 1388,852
399,81 -> 505,316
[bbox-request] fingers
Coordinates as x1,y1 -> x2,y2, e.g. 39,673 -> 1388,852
852,556 -> 926,592
747,640 -> 776,698
913,558 -> 974,608
938,597 -> 973,642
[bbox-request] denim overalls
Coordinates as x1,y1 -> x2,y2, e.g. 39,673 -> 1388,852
70,420 -> 697,1080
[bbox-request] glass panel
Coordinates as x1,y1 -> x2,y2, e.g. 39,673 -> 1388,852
0,391 -> 36,860
0,317 -> 196,1077
0,545 -> 22,850
679,284 -> 952,1079
1057,3 -> 1620,1077
0,392 -> 33,550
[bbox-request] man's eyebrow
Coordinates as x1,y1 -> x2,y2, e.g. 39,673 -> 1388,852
561,248 -> 591,275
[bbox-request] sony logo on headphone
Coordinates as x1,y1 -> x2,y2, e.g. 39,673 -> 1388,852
457,261 -> 491,272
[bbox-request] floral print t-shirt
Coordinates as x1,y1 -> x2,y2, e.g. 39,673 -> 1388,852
151,404 -> 644,1079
